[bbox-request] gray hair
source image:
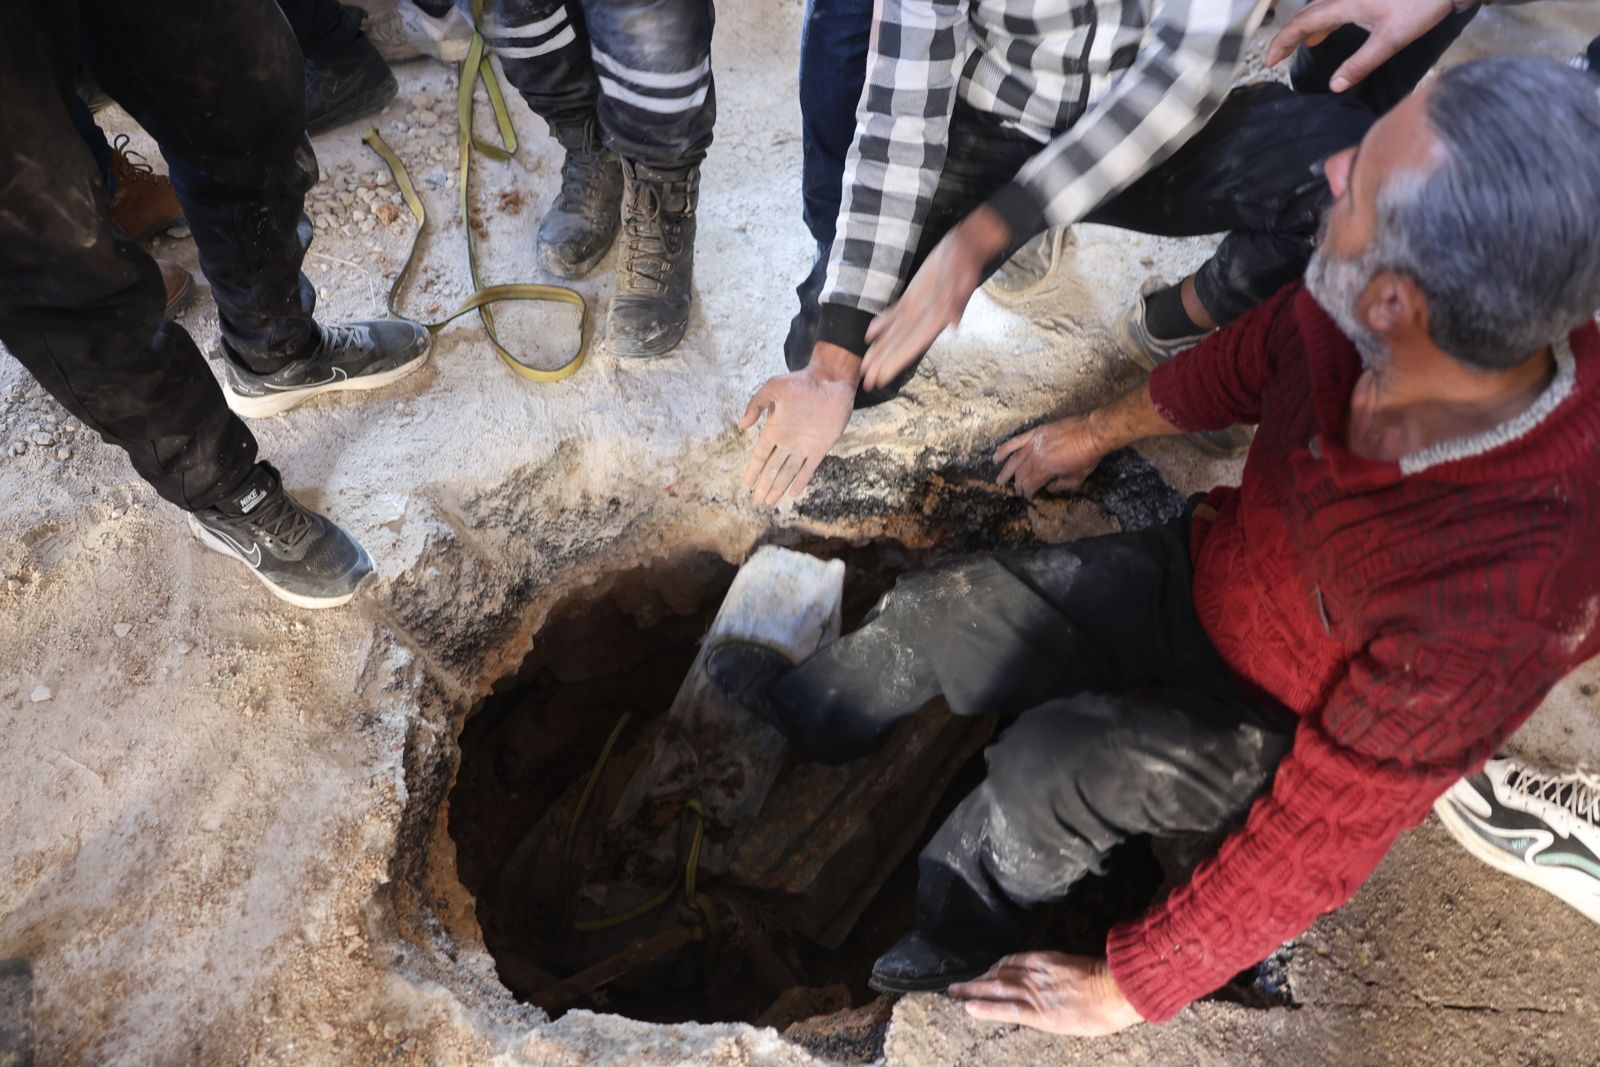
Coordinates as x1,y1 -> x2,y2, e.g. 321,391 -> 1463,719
1371,56 -> 1600,371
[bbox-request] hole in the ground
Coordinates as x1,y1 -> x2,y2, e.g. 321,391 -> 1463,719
447,529 -> 1286,1051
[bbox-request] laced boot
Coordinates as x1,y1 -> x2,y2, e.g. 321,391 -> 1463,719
109,136 -> 185,242
536,117 -> 623,279
606,159 -> 699,358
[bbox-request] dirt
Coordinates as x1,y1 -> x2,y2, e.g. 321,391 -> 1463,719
1,2 -> 1598,1065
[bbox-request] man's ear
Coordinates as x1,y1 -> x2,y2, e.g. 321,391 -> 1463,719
1362,270 -> 1429,344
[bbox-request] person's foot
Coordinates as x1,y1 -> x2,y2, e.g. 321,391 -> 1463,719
704,640 -> 797,730
109,137 -> 185,242
361,2 -> 474,63
1434,758 -> 1600,924
305,32 -> 398,136
537,116 -> 623,279
1114,282 -> 1252,458
189,463 -> 374,609
981,227 -> 1072,305
1570,37 -> 1597,76
868,931 -> 997,994
160,259 -> 193,318
223,319 -> 431,418
605,159 -> 699,358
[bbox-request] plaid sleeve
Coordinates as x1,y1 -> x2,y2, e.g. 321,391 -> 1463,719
815,0 -> 967,358
987,0 -> 1270,239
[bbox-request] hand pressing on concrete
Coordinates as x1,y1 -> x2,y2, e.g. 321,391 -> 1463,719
740,344 -> 858,504
994,415 -> 1108,499
859,206 -> 1014,393
949,952 -> 1143,1036
1266,0 -> 1455,92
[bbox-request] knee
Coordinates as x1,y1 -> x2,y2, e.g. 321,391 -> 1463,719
605,0 -> 713,65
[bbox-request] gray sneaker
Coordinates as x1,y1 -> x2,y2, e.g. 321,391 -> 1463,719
982,227 -> 1072,305
1114,283 -> 1252,458
224,319 -> 430,418
189,463 -> 374,609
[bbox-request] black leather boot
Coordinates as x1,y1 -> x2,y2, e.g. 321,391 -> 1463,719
537,116 -> 624,279
606,158 -> 699,358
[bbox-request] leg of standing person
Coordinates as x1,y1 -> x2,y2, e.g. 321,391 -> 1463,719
274,0 -> 399,135
784,0 -> 874,373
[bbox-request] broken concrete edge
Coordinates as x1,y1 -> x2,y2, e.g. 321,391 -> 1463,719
309,446 -> 1139,1064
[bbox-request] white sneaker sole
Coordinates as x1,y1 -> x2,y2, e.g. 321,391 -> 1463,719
225,337 -> 432,419
189,515 -> 374,610
1434,795 -> 1600,925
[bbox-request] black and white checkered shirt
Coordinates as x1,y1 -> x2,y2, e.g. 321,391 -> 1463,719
818,0 -> 1271,357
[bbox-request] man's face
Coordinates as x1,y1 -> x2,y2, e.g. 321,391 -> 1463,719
1305,90 -> 1441,366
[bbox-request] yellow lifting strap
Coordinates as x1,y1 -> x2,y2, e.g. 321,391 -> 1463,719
361,0 -> 588,383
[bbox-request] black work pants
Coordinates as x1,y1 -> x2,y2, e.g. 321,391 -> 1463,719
0,0 -> 318,511
767,514 -> 1295,953
276,0 -> 366,64
483,0 -> 716,168
788,85 -> 1375,394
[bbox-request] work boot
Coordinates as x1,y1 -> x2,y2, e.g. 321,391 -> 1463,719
868,931 -> 996,994
109,137 -> 185,242
536,116 -> 623,279
223,319 -> 431,418
160,259 -> 193,318
190,462 -> 375,609
606,159 -> 699,359
304,31 -> 398,136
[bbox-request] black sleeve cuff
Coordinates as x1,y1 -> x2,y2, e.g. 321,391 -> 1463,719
816,303 -> 877,360
986,180 -> 1049,252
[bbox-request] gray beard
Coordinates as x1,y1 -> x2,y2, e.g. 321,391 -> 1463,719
1305,241 -> 1392,370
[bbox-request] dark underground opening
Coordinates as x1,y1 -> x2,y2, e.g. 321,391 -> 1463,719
448,526 -> 1290,1057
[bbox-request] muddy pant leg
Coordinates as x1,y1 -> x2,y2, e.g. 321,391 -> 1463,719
79,0 -> 318,372
484,0 -> 602,128
915,690 -> 1293,953
581,0 -> 716,167
1084,83 -> 1375,326
66,91 -> 115,190
0,3 -> 259,510
1291,4 -> 1479,115
772,513 -> 1223,763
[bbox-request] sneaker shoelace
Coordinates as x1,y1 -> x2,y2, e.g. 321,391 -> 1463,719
320,323 -> 370,352
1505,764 -> 1600,827
245,490 -> 315,552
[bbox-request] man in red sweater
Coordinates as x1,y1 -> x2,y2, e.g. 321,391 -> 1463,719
707,54 -> 1600,1033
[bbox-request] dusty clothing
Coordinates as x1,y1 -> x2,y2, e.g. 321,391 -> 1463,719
1113,286 -> 1600,1021
770,514 -> 1296,955
483,0 -> 716,168
0,0 -> 318,510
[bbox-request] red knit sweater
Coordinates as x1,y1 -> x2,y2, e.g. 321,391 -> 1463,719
1105,284 -> 1600,1023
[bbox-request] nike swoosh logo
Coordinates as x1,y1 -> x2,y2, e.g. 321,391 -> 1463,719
213,529 -> 263,568
264,367 -> 348,392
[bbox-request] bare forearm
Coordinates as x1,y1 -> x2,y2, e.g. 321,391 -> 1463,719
1086,381 -> 1184,454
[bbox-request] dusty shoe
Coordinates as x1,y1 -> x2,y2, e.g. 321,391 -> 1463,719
223,319 -> 431,418
304,32 -> 398,136
109,137 -> 184,242
981,227 -> 1072,305
1115,282 -> 1252,458
1435,758 -> 1600,925
536,116 -> 623,279
606,159 -> 699,359
868,931 -> 995,995
362,2 -> 473,63
160,259 -> 193,318
189,463 -> 374,609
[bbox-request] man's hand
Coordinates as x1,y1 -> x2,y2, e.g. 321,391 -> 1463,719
948,952 -> 1144,1036
1265,0 -> 1454,92
859,205 -> 1014,393
740,345 -> 858,505
994,414 -> 1108,499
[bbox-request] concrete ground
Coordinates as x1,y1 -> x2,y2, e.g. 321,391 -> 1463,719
1,2 -> 1597,1064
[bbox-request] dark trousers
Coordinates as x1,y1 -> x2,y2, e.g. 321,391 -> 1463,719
768,515 -> 1295,951
799,0 -> 871,249
485,0 -> 716,168
787,86 -> 1376,385
0,0 -> 318,510
276,0 -> 366,63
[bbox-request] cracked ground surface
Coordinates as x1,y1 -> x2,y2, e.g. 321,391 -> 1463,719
2,1 -> 1598,1064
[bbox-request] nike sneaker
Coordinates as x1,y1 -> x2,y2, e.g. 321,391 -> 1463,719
1434,758 -> 1600,924
223,319 -> 430,418
189,463 -> 375,609
361,2 -> 474,64
304,31 -> 398,136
